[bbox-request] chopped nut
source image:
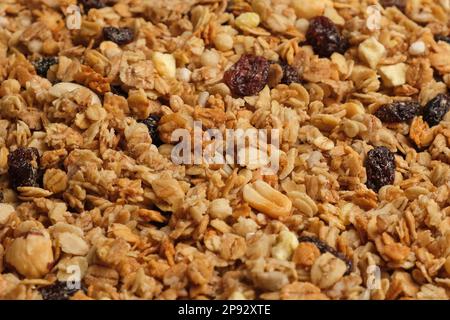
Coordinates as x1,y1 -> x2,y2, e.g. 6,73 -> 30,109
209,198 -> 232,220
151,52 -> 176,78
292,0 -> 326,19
5,230 -> 54,278
243,181 -> 292,219
378,63 -> 407,87
235,12 -> 261,30
271,230 -> 299,261
358,37 -> 386,69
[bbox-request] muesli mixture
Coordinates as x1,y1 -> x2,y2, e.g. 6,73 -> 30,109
0,0 -> 450,300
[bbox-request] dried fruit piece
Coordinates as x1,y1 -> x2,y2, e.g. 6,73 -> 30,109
279,61 -> 301,85
39,281 -> 87,300
79,0 -> 106,11
379,0 -> 406,12
423,94 -> 450,127
223,54 -> 270,96
434,34 -> 450,44
140,114 -> 162,146
33,57 -> 58,78
365,146 -> 396,192
298,236 -> 352,275
374,101 -> 420,123
305,16 -> 348,58
8,147 -> 41,190
103,27 -> 134,45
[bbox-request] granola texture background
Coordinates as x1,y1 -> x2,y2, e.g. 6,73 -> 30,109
0,0 -> 450,300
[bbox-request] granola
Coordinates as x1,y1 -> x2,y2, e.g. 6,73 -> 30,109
0,0 -> 449,301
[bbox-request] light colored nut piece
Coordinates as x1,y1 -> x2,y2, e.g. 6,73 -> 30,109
287,191 -> 318,217
232,217 -> 258,236
0,203 -> 15,224
358,37 -> 386,69
214,33 -> 234,52
49,82 -> 101,105
323,6 -> 345,25
293,242 -> 321,267
176,67 -> 192,82
200,50 -> 220,67
271,230 -> 299,260
57,232 -> 89,255
43,168 -> 68,193
252,271 -> 289,291
209,198 -> 232,220
378,63 -> 407,87
235,12 -> 260,29
311,252 -> 347,289
243,180 -> 292,219
5,231 -> 54,278
409,41 -> 426,55
228,291 -> 247,300
292,0 -> 326,19
152,52 -> 176,78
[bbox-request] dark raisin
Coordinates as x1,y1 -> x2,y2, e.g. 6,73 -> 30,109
141,114 -> 162,146
434,34 -> 450,44
103,27 -> 134,45
379,0 -> 406,12
33,57 -> 58,78
423,94 -> 450,127
223,54 -> 270,96
79,0 -> 106,10
0,191 -> 3,202
279,61 -> 301,85
365,146 -> 396,192
8,147 -> 40,190
305,16 -> 349,58
298,236 -> 353,275
374,101 -> 420,123
39,281 -> 87,300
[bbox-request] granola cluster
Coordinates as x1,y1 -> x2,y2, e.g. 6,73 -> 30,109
0,0 -> 450,300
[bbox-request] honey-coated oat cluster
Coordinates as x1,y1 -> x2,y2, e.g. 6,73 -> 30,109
0,0 -> 450,300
